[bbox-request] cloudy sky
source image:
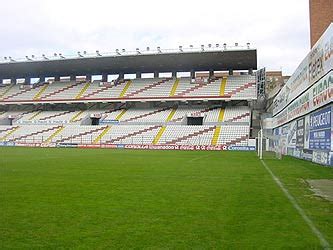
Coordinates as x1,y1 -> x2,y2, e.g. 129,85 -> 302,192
0,0 -> 310,75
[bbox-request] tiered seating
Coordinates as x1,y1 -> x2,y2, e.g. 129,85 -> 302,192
0,76 -> 256,103
216,125 -> 250,146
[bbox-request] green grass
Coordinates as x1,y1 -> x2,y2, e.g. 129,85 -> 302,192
0,147 -> 332,249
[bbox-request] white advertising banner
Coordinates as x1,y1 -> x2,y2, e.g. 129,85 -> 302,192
273,23 -> 333,116
273,70 -> 332,127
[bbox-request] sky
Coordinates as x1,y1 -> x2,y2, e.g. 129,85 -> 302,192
0,0 -> 310,75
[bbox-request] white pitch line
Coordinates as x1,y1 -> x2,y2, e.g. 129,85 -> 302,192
260,160 -> 331,249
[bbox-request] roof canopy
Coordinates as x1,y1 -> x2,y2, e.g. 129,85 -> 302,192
0,49 -> 257,79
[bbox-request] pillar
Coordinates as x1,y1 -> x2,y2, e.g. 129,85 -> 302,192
154,71 -> 159,78
54,76 -> 60,82
86,75 -> 92,82
228,69 -> 233,76
172,71 -> 177,78
190,70 -> 195,79
136,72 -> 141,79
101,73 -> 108,82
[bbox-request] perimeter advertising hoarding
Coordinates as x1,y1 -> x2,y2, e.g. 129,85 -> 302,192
308,105 -> 331,150
273,24 -> 333,116
274,104 -> 333,166
273,71 -> 332,127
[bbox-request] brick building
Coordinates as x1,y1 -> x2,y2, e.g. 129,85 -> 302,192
309,0 -> 333,47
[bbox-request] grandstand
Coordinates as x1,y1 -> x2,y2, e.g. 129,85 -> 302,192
0,46 -> 258,150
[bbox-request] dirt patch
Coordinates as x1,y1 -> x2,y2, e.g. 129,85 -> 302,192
307,179 -> 333,202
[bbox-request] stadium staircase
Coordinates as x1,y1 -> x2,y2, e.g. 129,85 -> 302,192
93,126 -> 111,144
0,126 -> 20,141
125,78 -> 170,98
211,108 -> 225,145
75,82 -> 91,99
226,82 -> 256,96
224,112 -> 250,122
39,111 -> 73,121
164,126 -> 216,145
0,84 -> 15,98
152,107 -> 177,144
119,80 -> 132,97
33,83 -> 49,100
121,107 -> 171,122
169,79 -> 180,96
2,85 -> 40,100
55,126 -> 107,144
7,125 -> 62,142
45,126 -> 65,143
219,77 -> 227,96
104,125 -> 161,144
41,82 -> 83,99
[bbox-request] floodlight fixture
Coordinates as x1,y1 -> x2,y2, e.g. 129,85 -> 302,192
59,53 -> 65,59
235,42 -> 238,46
189,45 -> 193,49
54,53 -> 58,57
208,44 -> 212,48
122,49 -> 126,53
136,48 -> 141,54
25,56 -> 32,61
179,46 -> 183,52
83,51 -> 87,55
77,51 -> 83,57
96,50 -> 102,56
146,47 -> 150,51
157,46 -> 161,53
9,56 -> 15,62
247,42 -> 250,49
201,45 -> 204,51
4,56 -> 7,60
216,43 -> 219,48
42,54 -> 49,60
223,43 -> 227,50
116,49 -> 121,55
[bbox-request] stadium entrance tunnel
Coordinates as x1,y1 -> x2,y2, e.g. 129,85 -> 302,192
187,117 -> 203,125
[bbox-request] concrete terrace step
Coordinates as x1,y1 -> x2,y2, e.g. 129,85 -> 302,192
164,126 -> 216,145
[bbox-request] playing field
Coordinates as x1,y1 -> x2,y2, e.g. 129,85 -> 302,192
0,147 -> 332,249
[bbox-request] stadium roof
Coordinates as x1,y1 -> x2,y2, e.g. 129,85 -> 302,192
0,47 -> 257,79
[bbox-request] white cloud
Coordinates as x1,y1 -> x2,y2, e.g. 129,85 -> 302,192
0,0 -> 310,75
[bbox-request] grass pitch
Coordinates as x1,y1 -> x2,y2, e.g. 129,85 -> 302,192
0,147 -> 332,249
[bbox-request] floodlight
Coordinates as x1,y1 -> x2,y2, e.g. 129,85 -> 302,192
42,54 -> 49,60
4,56 -> 7,60
216,44 -> 219,48
223,43 -> 227,49
59,53 -> 65,59
116,49 -> 121,55
235,42 -> 238,46
83,51 -> 87,55
189,45 -> 193,48
201,45 -> 204,51
136,48 -> 141,54
146,47 -> 150,51
157,46 -> 161,53
122,49 -> 126,52
208,44 -> 212,48
179,46 -> 183,52
77,52 -> 83,57
247,42 -> 250,49
96,50 -> 102,56
54,53 -> 58,57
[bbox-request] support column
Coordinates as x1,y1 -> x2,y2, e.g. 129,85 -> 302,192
39,77 -> 45,83
228,69 -> 233,76
101,73 -> 108,82
154,71 -> 159,78
70,75 -> 76,81
86,75 -> 92,82
172,71 -> 177,78
190,70 -> 195,79
248,68 -> 253,75
11,78 -> 16,84
209,70 -> 214,78
118,72 -> 124,80
25,77 -> 30,84
54,76 -> 60,82
136,72 -> 141,79
0,79 -> 3,85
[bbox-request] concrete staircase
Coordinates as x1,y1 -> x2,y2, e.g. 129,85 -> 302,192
165,126 -> 215,145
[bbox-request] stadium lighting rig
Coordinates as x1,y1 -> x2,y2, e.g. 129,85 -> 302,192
223,43 -> 227,50
96,50 -> 102,56
116,49 -> 121,55
247,43 -> 251,49
59,53 -> 65,59
136,48 -> 141,54
157,47 -> 162,53
179,46 -> 183,52
201,45 -> 204,51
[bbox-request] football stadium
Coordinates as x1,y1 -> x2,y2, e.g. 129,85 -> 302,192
0,0 -> 332,249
